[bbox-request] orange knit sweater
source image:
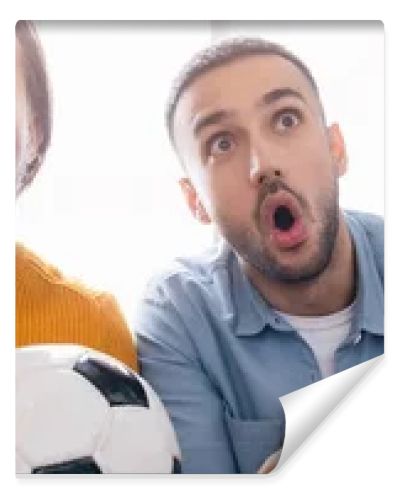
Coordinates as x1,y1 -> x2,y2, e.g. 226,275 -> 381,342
16,244 -> 138,371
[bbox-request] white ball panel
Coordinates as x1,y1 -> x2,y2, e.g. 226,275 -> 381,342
94,406 -> 174,473
16,345 -> 180,473
16,344 -> 90,375
16,367 -> 110,468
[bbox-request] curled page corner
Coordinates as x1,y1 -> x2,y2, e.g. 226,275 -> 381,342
263,355 -> 383,473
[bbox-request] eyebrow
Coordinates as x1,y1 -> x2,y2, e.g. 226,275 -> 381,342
192,87 -> 306,137
258,87 -> 306,107
192,110 -> 234,137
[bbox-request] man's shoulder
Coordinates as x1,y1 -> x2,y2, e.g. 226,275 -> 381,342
344,209 -> 384,280
345,208 -> 383,228
143,241 -> 233,301
345,209 -> 384,245
134,243 -> 237,355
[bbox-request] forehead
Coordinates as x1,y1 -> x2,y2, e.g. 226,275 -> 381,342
174,54 -> 318,135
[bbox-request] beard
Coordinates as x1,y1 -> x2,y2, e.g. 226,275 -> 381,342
222,178 -> 340,284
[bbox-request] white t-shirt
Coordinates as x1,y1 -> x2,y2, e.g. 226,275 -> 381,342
277,302 -> 355,378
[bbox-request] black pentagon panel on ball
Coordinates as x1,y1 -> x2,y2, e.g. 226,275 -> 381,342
73,355 -> 149,407
32,456 -> 102,474
172,457 -> 182,474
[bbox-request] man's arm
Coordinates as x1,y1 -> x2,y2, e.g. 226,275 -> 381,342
135,287 -> 238,473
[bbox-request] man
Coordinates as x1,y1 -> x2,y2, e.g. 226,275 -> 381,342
134,38 -> 384,473
16,20 -> 137,371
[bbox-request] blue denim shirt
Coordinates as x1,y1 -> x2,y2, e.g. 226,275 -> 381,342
134,210 -> 384,473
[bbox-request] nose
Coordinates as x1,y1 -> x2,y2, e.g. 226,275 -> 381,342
249,150 -> 282,187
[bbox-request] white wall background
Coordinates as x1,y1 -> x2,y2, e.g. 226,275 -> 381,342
16,21 -> 384,329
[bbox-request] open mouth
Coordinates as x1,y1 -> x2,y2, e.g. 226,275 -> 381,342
274,205 -> 296,232
260,191 -> 308,249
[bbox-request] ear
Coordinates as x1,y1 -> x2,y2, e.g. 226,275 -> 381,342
179,178 -> 211,224
328,123 -> 347,177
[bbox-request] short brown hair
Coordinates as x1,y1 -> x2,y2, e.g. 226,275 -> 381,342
16,20 -> 52,187
166,37 -> 323,145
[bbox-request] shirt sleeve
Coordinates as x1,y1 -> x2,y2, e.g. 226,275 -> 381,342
134,280 -> 238,473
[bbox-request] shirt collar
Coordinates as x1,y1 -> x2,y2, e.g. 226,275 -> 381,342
230,256 -> 277,336
224,211 -> 383,337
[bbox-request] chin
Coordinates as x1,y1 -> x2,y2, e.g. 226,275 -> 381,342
271,266 -> 325,284
262,249 -> 332,284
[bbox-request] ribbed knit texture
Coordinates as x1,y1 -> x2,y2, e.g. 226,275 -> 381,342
16,244 -> 137,371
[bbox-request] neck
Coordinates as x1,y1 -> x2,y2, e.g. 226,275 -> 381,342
242,214 -> 356,317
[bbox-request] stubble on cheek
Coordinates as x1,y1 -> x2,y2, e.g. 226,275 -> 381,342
218,176 -> 340,284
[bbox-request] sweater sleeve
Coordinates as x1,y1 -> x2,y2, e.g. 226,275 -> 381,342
16,244 -> 138,373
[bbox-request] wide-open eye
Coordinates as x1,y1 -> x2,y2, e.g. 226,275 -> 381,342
206,132 -> 235,158
274,108 -> 302,132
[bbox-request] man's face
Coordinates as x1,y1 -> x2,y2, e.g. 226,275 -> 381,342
173,54 -> 346,283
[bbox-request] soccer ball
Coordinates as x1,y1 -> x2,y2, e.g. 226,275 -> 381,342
16,344 -> 181,474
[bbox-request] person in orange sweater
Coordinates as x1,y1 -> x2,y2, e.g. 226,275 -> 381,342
15,20 -> 137,371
